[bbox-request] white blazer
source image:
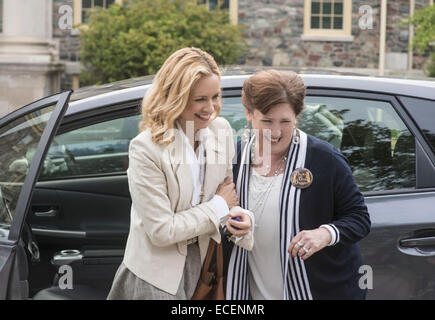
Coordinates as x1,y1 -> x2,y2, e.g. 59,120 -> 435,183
122,117 -> 253,295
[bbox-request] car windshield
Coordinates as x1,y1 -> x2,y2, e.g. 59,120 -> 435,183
0,105 -> 55,227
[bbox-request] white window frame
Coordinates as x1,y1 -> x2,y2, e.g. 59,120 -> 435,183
302,0 -> 353,42
73,0 -> 123,26
72,75 -> 80,90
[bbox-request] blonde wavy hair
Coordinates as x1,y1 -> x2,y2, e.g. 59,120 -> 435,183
139,47 -> 221,145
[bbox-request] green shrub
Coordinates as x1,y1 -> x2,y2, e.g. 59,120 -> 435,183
426,52 -> 435,77
403,5 -> 435,53
79,0 -> 246,85
402,5 -> 435,77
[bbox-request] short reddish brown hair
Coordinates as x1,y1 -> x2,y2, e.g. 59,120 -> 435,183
242,70 -> 306,116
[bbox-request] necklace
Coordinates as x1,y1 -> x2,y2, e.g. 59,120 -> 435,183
251,142 -> 288,177
249,141 -> 287,228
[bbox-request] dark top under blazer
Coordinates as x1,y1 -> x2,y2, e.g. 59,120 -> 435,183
230,134 -> 371,300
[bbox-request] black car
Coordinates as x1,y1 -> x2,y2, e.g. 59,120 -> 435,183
0,71 -> 434,300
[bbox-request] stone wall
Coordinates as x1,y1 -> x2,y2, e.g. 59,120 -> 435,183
53,0 -> 81,90
238,0 -> 431,70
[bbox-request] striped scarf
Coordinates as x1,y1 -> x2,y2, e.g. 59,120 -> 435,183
226,129 -> 313,300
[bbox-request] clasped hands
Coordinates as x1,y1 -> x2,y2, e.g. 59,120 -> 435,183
216,176 -> 251,238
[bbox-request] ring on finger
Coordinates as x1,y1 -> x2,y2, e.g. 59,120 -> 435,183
302,247 -> 309,254
296,241 -> 304,248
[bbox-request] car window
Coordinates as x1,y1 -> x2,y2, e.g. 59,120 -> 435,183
398,96 -> 435,154
220,96 -> 247,134
220,96 -> 416,192
301,97 -> 415,192
39,114 -> 141,180
0,105 -> 55,225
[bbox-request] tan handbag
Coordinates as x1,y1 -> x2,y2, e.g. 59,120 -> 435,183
191,239 -> 226,300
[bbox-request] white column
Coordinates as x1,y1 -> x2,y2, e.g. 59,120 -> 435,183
0,0 -> 63,118
379,0 -> 387,76
2,0 -> 52,40
230,0 -> 238,25
408,0 -> 415,71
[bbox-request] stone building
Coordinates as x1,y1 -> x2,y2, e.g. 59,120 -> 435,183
52,0 -> 123,91
0,0 -> 433,116
52,0 -> 433,91
238,0 -> 432,72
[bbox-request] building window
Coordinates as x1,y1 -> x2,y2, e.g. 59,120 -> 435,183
303,0 -> 353,41
74,0 -> 122,25
82,0 -> 116,23
201,0 -> 229,10
310,0 -> 343,29
200,0 -> 238,25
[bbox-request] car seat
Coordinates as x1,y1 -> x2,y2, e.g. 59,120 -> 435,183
340,120 -> 393,191
391,131 -> 416,189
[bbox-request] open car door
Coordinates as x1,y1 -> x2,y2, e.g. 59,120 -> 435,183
0,91 -> 71,299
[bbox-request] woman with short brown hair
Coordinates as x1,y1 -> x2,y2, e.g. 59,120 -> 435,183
225,69 -> 371,300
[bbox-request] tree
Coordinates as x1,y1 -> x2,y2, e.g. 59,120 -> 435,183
78,0 -> 246,85
403,5 -> 435,77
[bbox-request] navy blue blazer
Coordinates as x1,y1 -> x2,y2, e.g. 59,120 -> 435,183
228,134 -> 371,300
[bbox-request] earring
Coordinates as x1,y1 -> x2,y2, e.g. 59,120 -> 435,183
292,127 -> 300,145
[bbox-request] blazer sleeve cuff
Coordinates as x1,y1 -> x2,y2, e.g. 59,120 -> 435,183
207,195 -> 230,223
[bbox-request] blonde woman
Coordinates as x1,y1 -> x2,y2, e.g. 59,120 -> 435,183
107,47 -> 253,300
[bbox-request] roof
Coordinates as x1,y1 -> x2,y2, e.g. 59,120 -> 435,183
67,68 -> 435,116
69,75 -> 155,102
69,66 -> 363,102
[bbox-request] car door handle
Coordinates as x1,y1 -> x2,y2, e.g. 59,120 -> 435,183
33,207 -> 59,217
399,236 -> 435,248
